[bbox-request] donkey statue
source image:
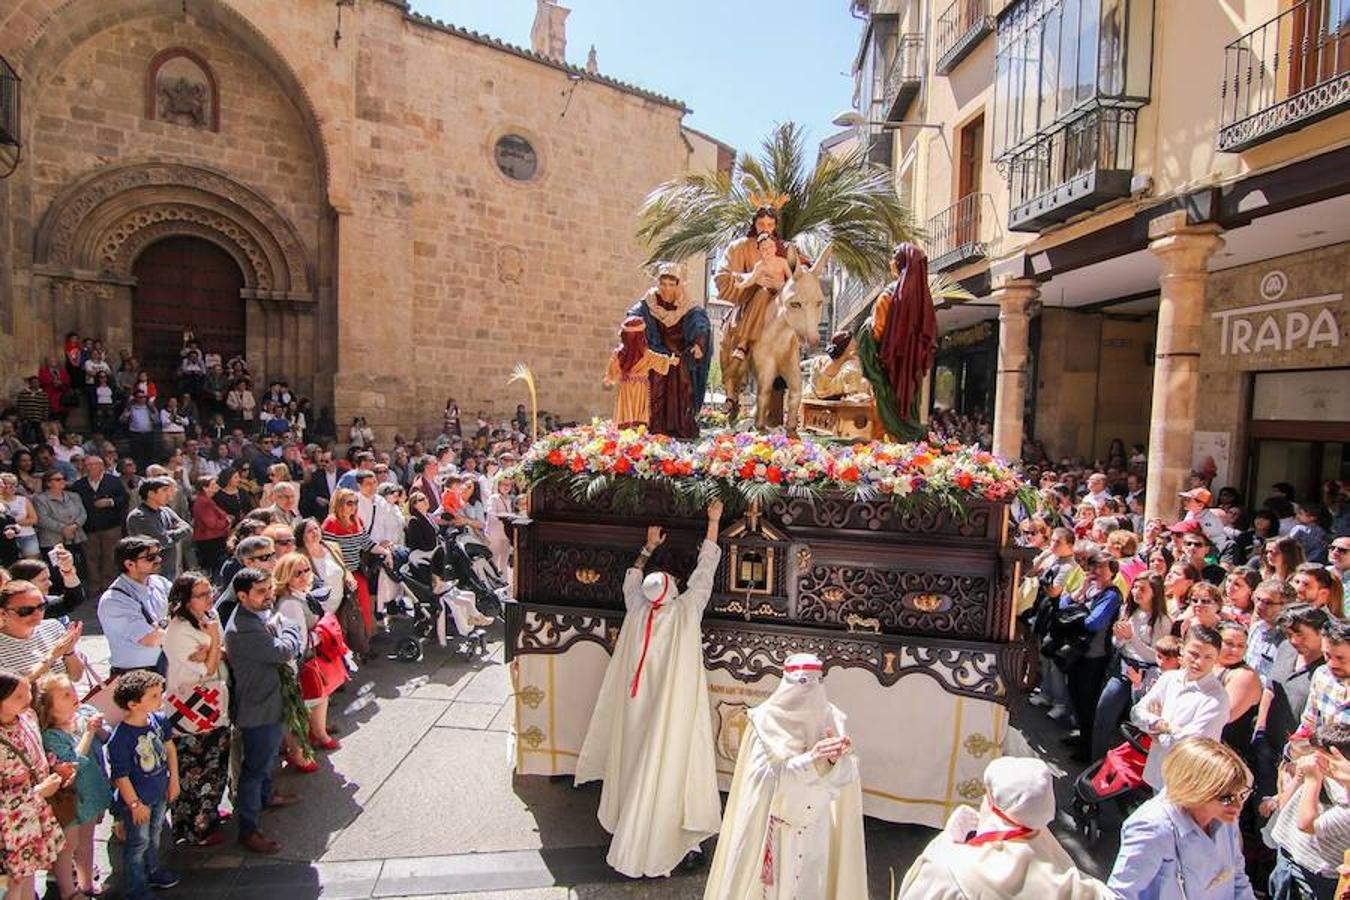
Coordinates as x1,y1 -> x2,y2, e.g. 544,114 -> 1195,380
720,244 -> 832,435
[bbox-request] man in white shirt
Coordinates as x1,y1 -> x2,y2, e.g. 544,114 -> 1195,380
355,470 -> 403,619
1179,487 -> 1231,553
1085,472 -> 1111,509
1132,625 -> 1230,789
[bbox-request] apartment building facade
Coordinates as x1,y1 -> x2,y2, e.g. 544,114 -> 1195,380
835,0 -> 1349,514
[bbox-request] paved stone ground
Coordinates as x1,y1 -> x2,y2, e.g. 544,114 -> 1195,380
59,605 -> 1117,899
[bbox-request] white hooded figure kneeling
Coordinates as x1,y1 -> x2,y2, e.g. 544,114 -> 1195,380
703,653 -> 869,900
896,756 -> 1113,900
575,499 -> 725,878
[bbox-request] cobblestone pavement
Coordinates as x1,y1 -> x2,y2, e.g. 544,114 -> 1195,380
60,604 -> 1113,899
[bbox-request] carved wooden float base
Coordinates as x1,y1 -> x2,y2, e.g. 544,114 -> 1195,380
507,603 -> 1022,827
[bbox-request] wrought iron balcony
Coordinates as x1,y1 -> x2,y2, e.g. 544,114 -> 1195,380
0,56 -> 19,149
1218,0 -> 1350,152
927,193 -> 997,272
935,0 -> 993,75
883,34 -> 925,122
1003,106 -> 1136,232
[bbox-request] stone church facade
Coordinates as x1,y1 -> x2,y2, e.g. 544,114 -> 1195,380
0,0 -> 732,436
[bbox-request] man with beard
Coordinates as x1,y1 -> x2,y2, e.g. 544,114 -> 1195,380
625,263 -> 711,438
703,653 -> 867,900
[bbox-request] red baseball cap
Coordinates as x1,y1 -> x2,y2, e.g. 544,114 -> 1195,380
1168,519 -> 1202,534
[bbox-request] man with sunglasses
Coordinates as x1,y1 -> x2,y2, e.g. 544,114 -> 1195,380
97,535 -> 171,676
1329,537 -> 1350,597
1171,521 -> 1227,586
0,579 -> 85,681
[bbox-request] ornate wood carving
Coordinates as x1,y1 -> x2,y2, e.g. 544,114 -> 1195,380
796,564 -> 995,639
508,604 -> 1022,706
768,495 -> 996,543
527,541 -> 699,608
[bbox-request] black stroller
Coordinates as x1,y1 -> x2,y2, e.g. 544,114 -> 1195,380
381,524 -> 509,663
1069,721 -> 1155,844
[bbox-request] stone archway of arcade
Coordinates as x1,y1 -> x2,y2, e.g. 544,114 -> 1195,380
0,0 -> 339,411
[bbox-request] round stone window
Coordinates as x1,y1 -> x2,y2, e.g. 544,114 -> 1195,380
494,134 -> 538,181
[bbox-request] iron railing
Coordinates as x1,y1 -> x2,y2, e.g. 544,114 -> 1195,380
883,33 -> 925,120
1005,106 -> 1136,231
935,0 -> 994,74
1218,0 -> 1349,152
0,56 -> 19,149
928,193 -> 997,272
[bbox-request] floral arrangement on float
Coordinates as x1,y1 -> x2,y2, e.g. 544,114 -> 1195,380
512,422 -> 1033,516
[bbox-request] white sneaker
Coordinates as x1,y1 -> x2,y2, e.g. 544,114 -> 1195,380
1047,704 -> 1071,721
1028,691 -> 1052,708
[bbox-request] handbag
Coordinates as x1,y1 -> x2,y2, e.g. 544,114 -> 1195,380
0,726 -> 78,826
299,613 -> 350,700
165,680 -> 225,735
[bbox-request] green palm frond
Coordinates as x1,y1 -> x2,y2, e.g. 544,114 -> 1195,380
638,122 -> 916,282
929,272 -> 976,305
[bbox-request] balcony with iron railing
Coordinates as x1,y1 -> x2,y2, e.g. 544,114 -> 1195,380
927,193 -> 1000,272
882,33 -> 925,121
1218,0 -> 1350,152
0,56 -> 18,178
935,0 -> 994,75
1003,106 -> 1137,232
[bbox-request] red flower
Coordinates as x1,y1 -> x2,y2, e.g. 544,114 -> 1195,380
738,461 -> 757,480
676,460 -> 694,476
626,443 -> 644,459
839,466 -> 860,482
602,440 -> 617,455
546,449 -> 565,466
569,455 -> 586,473
766,466 -> 783,484
660,459 -> 677,476
955,471 -> 974,490
613,457 -> 632,475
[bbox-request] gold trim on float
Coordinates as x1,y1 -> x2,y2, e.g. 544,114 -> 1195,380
943,697 -> 965,815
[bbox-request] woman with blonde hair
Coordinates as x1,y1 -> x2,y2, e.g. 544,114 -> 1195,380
1109,736 -> 1255,898
322,488 -> 378,636
273,552 -> 346,762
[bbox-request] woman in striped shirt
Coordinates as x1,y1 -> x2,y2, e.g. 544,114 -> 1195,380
321,488 -> 377,634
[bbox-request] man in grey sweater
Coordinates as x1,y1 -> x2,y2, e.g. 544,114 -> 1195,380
223,567 -> 304,855
124,477 -> 192,579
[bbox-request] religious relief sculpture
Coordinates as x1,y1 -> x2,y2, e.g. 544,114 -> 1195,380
158,77 -> 207,128
149,51 -> 217,132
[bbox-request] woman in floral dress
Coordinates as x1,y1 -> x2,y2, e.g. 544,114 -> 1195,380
0,669 -> 65,900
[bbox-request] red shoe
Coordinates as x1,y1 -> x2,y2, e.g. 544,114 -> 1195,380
285,753 -> 319,774
309,735 -> 341,751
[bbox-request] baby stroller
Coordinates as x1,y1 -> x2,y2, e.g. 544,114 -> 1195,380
1070,722 -> 1154,844
442,523 -> 510,619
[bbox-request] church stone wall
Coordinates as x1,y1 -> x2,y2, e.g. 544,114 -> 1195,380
1,0 -> 703,440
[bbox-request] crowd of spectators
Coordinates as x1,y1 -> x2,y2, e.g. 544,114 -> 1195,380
1016,443 -> 1349,898
0,332 -> 540,898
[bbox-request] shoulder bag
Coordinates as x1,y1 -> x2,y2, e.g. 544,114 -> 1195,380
0,724 -> 77,826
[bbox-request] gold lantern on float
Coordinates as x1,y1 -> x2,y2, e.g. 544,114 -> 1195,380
715,502 -> 791,621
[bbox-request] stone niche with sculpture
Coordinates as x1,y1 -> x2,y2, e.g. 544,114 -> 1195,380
146,48 -> 219,132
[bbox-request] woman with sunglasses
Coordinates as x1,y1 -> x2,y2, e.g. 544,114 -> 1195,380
274,553 -> 345,758
322,488 -> 377,636
1109,736 -> 1256,899
0,668 -> 67,900
0,580 -> 84,682
163,572 -> 231,847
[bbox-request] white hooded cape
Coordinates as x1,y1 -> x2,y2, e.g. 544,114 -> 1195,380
703,703 -> 868,900
896,805 -> 1113,900
575,539 -> 723,878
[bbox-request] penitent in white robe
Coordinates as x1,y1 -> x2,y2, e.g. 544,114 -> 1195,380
575,539 -> 723,878
703,706 -> 868,900
896,805 -> 1113,900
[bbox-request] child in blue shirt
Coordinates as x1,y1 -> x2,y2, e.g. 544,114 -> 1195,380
106,670 -> 181,899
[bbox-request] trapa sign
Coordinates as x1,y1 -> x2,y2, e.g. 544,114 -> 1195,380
1211,293 -> 1343,356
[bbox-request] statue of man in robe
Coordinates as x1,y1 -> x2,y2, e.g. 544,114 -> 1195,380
625,263 -> 712,438
703,653 -> 868,900
575,498 -> 725,878
714,202 -> 802,368
856,243 -> 938,441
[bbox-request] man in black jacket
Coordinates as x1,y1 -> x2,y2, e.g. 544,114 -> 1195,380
299,451 -> 338,519
72,454 -> 129,593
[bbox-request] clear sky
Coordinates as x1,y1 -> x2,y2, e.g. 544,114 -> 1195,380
410,0 -> 864,162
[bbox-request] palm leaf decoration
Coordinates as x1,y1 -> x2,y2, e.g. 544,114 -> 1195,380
637,122 -> 917,283
507,363 -> 538,444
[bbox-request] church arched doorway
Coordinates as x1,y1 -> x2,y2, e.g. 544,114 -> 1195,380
132,236 -> 246,386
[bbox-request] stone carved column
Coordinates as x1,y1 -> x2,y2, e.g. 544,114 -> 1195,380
992,277 -> 1040,461
1145,215 -> 1224,522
